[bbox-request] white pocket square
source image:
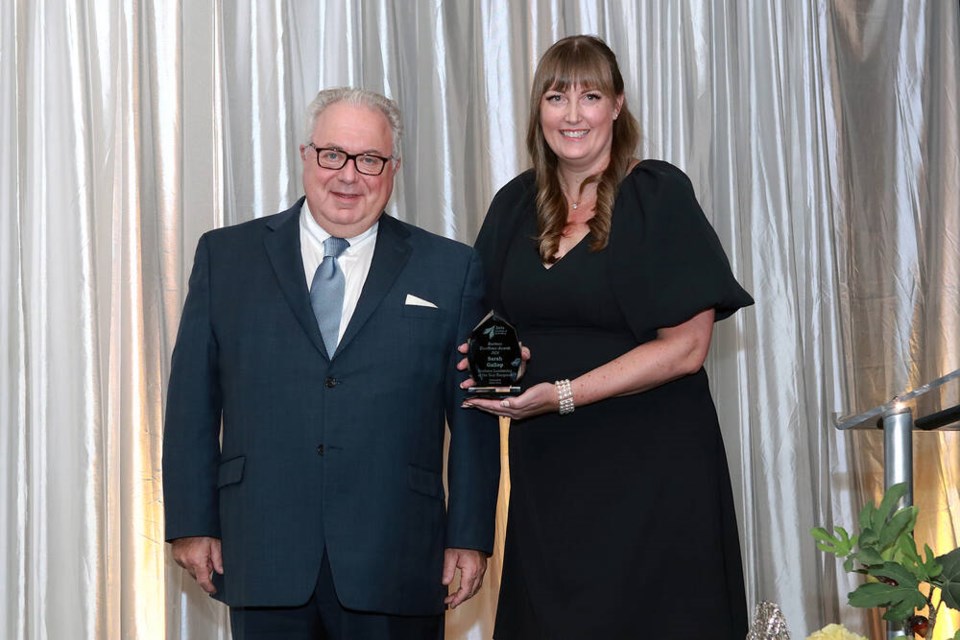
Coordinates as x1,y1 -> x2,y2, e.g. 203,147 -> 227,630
404,294 -> 438,308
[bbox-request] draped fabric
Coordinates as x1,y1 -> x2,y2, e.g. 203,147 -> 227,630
2,1 -> 958,638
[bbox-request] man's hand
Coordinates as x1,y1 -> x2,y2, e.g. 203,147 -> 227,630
442,548 -> 487,609
171,536 -> 223,594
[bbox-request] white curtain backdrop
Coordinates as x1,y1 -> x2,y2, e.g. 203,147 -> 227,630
2,1 -> 958,638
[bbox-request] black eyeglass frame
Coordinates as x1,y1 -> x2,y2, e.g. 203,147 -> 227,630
306,142 -> 395,176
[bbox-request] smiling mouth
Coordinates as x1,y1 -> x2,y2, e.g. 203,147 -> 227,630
560,130 -> 588,139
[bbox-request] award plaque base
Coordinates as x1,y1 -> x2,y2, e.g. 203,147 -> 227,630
467,385 -> 522,399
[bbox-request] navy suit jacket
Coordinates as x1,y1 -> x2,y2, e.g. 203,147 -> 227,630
162,199 -> 499,615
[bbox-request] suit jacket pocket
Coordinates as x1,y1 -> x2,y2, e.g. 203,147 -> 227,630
218,455 -> 246,488
407,464 -> 442,498
401,304 -> 443,319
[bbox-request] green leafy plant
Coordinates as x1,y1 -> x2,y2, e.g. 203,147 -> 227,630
811,483 -> 960,639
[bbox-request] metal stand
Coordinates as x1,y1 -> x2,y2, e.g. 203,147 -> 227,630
881,407 -> 913,509
835,368 -> 960,639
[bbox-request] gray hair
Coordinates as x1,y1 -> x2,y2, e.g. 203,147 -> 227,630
303,87 -> 403,157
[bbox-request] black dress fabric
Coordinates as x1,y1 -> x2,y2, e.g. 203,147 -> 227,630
476,161 -> 752,640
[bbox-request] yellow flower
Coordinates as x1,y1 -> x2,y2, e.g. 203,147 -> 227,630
806,623 -> 869,640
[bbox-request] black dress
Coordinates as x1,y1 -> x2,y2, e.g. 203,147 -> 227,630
475,161 -> 752,640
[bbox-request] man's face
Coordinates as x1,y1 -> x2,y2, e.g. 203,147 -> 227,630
300,102 -> 399,237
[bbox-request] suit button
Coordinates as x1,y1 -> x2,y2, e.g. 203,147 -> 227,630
325,377 -> 338,388
316,444 -> 325,456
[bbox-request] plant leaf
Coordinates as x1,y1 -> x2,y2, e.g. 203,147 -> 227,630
810,526 -> 853,556
918,543 -> 942,582
860,526 -> 879,547
866,562 -> 919,588
848,581 -> 925,621
859,500 -> 878,531
810,526 -> 833,542
876,482 -> 910,526
849,563 -> 925,621
856,547 -> 884,567
890,534 -> 939,583
936,547 -> 960,610
879,507 -> 917,549
896,535 -> 920,564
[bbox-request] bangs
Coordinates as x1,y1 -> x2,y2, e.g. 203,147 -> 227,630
535,42 -> 617,97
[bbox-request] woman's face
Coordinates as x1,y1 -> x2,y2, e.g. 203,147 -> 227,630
539,84 -> 623,174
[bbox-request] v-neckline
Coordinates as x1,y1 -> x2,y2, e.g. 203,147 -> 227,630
541,233 -> 590,270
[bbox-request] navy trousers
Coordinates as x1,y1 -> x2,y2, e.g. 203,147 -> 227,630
229,551 -> 444,640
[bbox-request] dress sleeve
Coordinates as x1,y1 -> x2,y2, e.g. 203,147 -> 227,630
610,160 -> 753,337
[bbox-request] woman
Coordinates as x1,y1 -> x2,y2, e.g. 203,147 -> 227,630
463,36 -> 753,638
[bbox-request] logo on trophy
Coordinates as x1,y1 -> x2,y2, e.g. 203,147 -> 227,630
467,311 -> 522,398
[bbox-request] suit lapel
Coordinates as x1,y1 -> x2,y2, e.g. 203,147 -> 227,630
264,199 -> 330,357
335,215 -> 411,357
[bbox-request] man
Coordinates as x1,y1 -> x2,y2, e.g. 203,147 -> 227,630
162,87 -> 499,639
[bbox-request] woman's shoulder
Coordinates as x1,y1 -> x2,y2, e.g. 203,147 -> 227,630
622,159 -> 695,193
613,158 -> 711,240
476,169 -> 536,281
483,169 -> 536,225
616,159 -> 705,219
491,168 -> 536,203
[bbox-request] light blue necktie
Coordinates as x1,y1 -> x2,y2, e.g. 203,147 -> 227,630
310,236 -> 350,354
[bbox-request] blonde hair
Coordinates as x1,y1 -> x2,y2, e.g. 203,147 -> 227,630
526,35 -> 641,263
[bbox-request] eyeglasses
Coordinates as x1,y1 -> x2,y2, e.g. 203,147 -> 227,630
306,143 -> 394,176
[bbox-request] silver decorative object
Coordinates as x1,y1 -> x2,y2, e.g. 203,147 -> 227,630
746,601 -> 791,640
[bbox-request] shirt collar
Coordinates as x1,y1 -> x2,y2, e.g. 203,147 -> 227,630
299,200 -> 379,250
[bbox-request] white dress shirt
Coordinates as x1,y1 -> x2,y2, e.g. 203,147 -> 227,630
299,202 -> 378,346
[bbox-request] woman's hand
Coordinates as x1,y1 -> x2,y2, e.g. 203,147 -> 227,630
461,382 -> 558,421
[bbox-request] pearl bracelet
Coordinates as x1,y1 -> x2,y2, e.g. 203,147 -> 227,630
555,379 -> 575,415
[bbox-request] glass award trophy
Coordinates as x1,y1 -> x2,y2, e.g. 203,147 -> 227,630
467,311 -> 522,398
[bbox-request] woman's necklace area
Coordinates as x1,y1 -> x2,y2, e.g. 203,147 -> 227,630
560,177 -> 593,211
